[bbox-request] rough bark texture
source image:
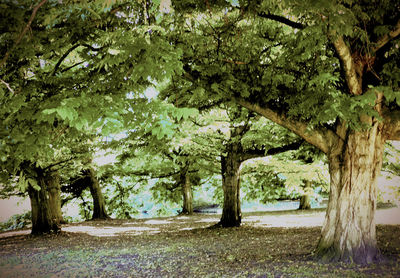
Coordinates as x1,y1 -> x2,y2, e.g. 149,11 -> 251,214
181,165 -> 193,214
219,142 -> 242,227
85,168 -> 110,220
28,169 -> 61,235
234,18 -> 400,264
316,122 -> 385,264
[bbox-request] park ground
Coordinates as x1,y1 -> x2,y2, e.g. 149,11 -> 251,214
0,207 -> 400,277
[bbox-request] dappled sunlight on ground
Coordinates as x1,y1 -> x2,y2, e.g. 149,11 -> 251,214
0,207 -> 399,238
144,219 -> 173,225
0,230 -> 29,238
194,217 -> 220,223
244,214 -> 325,228
63,225 -> 160,237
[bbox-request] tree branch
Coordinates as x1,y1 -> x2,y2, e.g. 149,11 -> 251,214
43,157 -> 77,172
0,0 -> 48,68
0,79 -> 14,94
52,44 -> 80,76
242,140 -> 304,161
258,12 -> 305,29
373,19 -> 400,52
235,97 -> 336,154
52,43 -> 104,76
130,170 -> 181,179
61,61 -> 85,73
332,36 -> 362,95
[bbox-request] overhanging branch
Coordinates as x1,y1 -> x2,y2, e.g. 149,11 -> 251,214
0,0 -> 48,68
258,12 -> 305,29
235,96 -> 336,154
373,19 -> 400,52
242,140 -> 304,161
52,44 -> 80,76
130,170 -> 181,179
52,43 -> 104,76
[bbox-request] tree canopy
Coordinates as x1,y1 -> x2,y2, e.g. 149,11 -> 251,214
1,0 -> 399,265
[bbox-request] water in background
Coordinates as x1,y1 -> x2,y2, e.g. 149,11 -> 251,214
193,199 -> 328,214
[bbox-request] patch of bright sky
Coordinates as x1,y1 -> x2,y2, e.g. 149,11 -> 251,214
93,149 -> 117,166
226,0 -> 240,7
144,86 -> 159,99
159,0 -> 172,14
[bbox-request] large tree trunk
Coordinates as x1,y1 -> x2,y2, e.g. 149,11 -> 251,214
181,165 -> 193,214
316,123 -> 385,264
28,169 -> 61,235
85,168 -> 110,220
219,142 -> 242,227
46,171 -> 65,224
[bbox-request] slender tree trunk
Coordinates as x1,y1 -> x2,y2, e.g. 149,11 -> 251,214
299,180 -> 312,210
28,169 -> 61,234
85,168 -> 110,220
316,123 -> 385,264
219,142 -> 242,227
181,167 -> 193,214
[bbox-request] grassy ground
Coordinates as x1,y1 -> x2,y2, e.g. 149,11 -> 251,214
0,209 -> 399,277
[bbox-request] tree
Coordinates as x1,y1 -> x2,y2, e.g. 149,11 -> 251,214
298,180 -> 313,210
63,167 -> 110,220
26,166 -> 63,234
240,149 -> 329,209
102,97 -> 205,216
237,1 -> 400,264
166,0 -> 400,263
0,0 -> 180,233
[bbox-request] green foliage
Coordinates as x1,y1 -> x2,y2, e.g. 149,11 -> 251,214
1,0 -> 399,230
241,155 -> 329,204
0,211 -> 31,232
0,0 -> 185,201
160,0 -> 400,133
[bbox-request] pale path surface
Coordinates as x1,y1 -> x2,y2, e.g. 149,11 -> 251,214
1,207 -> 399,238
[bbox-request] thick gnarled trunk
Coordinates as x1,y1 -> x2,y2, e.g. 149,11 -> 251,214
28,169 -> 62,235
316,123 -> 385,264
219,142 -> 242,227
85,168 -> 109,220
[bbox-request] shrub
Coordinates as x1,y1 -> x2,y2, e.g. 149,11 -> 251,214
0,211 -> 31,232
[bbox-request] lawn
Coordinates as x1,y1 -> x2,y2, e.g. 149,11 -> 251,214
0,209 -> 399,277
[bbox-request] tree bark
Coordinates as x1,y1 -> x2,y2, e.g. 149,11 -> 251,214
85,168 -> 110,220
46,171 -> 65,224
234,96 -> 395,263
299,180 -> 312,210
28,169 -> 61,235
315,122 -> 385,264
219,141 -> 242,227
180,164 -> 193,214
